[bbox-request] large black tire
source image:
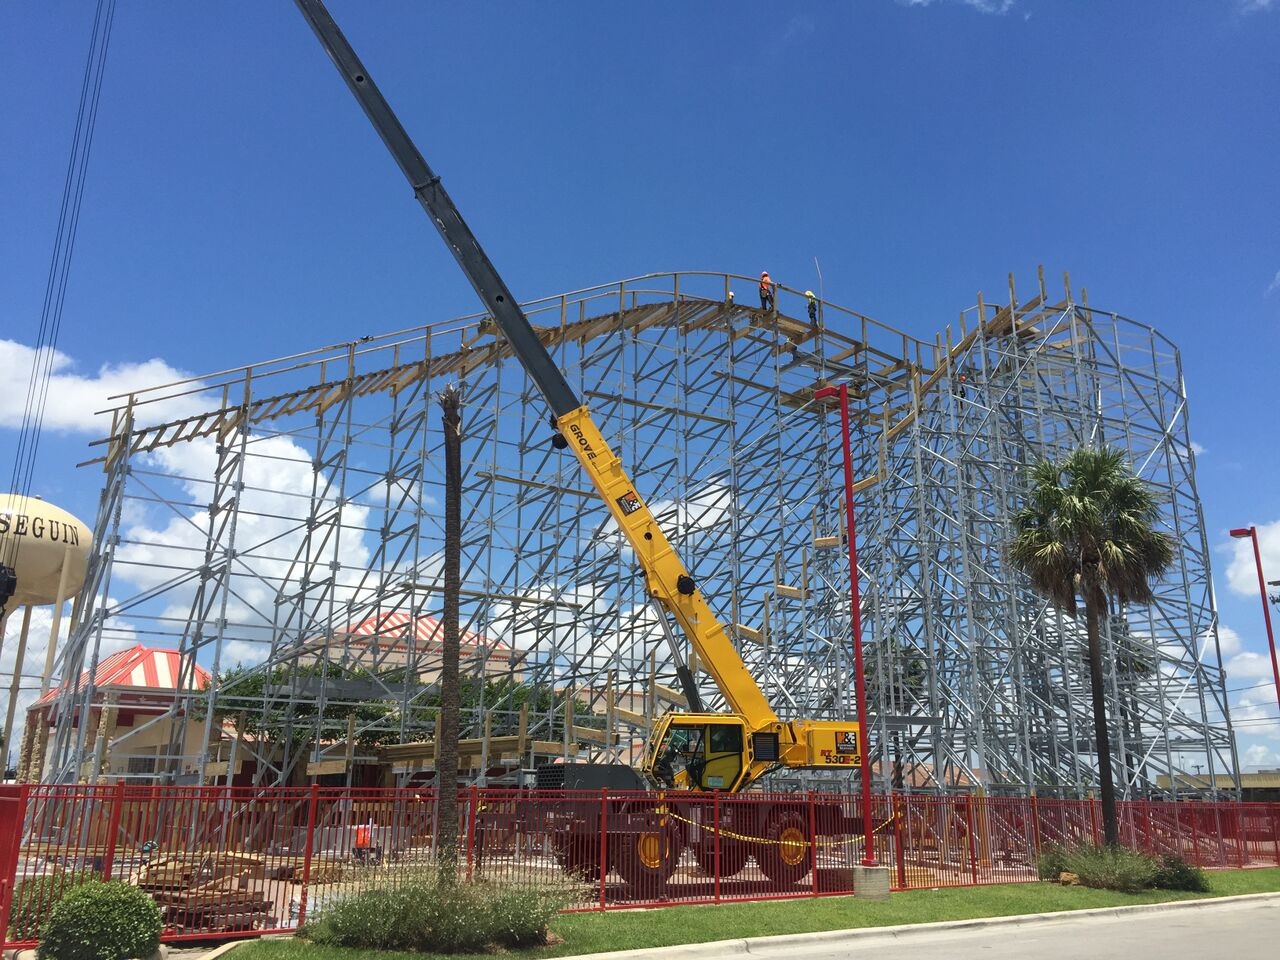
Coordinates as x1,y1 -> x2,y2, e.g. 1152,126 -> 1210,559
615,820 -> 682,895
693,836 -> 748,879
553,833 -> 603,882
756,808 -> 812,885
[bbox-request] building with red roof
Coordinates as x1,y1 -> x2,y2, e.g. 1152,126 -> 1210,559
21,644 -> 213,783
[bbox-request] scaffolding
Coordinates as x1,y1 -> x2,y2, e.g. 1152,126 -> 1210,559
39,270 -> 1237,796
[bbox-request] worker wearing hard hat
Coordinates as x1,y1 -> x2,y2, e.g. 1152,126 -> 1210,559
759,272 -> 776,312
805,290 -> 817,324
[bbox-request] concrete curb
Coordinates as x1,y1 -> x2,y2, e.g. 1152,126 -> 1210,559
191,941 -> 251,960
558,892 -> 1280,960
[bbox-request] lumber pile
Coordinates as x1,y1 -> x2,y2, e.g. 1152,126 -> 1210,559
137,855 -> 275,934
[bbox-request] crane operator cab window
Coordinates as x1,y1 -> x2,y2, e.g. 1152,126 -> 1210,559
652,721 -> 744,791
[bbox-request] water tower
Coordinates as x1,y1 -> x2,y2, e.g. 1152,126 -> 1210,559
0,494 -> 92,779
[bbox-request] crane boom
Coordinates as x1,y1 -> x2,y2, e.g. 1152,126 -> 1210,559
292,0 -> 777,729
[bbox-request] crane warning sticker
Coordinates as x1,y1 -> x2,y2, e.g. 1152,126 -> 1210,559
616,491 -> 643,515
835,731 -> 859,755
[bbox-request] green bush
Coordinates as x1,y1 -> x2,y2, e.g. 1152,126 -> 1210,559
38,880 -> 162,960
8,873 -> 94,941
1151,852 -> 1209,892
302,871 -> 577,953
1036,843 -> 1069,881
1046,844 -> 1156,893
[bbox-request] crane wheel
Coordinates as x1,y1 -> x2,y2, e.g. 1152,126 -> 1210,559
756,808 -> 812,886
616,821 -> 682,895
554,835 -> 603,882
693,837 -> 747,879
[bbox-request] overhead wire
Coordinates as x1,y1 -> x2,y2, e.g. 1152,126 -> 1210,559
2,0 -> 116,583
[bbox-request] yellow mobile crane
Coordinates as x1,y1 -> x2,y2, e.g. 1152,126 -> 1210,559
294,0 -> 864,888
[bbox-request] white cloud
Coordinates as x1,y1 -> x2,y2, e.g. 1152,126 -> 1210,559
1266,269 -> 1280,297
898,0 -> 1016,13
1240,0 -> 1277,15
1214,623 -> 1243,658
1243,743 -> 1279,769
0,340 -> 204,434
111,432 -> 378,668
1190,441 -> 1206,456
1232,689 -> 1280,740
1224,520 -> 1280,596
783,15 -> 815,40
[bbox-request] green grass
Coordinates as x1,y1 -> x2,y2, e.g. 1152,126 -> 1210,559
230,868 -> 1280,960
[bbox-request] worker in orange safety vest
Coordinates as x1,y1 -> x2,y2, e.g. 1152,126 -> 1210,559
759,271 -> 775,312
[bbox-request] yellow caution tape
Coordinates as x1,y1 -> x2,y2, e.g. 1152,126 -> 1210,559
658,808 -> 896,848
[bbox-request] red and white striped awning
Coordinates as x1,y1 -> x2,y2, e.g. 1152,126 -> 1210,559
335,611 -> 507,657
33,644 -> 210,707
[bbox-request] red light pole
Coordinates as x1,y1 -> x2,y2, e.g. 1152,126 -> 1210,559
814,383 -> 876,866
1230,526 -> 1280,716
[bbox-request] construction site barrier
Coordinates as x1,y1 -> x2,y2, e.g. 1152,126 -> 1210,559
0,784 -> 1275,947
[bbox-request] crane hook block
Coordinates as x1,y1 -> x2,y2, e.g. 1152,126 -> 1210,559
676,574 -> 697,595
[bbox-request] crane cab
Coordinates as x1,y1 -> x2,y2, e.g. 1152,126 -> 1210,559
644,713 -> 764,793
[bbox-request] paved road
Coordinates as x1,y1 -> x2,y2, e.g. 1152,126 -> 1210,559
745,900 -> 1279,960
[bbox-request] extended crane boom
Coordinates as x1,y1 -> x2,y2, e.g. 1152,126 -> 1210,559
294,0 -> 860,795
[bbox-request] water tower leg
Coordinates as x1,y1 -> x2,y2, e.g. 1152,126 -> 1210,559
2,604 -> 34,775
40,546 -> 74,698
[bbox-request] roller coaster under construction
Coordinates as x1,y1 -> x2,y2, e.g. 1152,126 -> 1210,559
33,269 -> 1238,797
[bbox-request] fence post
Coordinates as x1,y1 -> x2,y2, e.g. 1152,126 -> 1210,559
1189,802 -> 1202,867
0,784 -> 31,946
1029,794 -> 1042,862
1271,804 -> 1280,867
1089,796 -> 1101,846
465,785 -> 478,882
892,795 -> 906,889
598,788 -> 608,910
99,782 -> 126,881
713,792 -> 721,904
1140,800 -> 1153,855
1236,806 -> 1247,868
297,784 -> 320,928
963,797 -> 979,885
808,791 -> 818,897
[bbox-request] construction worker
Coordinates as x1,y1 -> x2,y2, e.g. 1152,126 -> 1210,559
953,374 -> 967,399
805,290 -> 818,324
759,272 -> 775,312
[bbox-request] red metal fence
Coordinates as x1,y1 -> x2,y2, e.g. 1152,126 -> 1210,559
0,784 -> 1275,948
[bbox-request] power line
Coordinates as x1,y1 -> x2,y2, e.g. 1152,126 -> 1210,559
4,0 -> 116,568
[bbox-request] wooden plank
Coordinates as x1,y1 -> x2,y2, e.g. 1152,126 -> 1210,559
614,706 -> 648,727
306,759 -> 347,777
654,684 -> 687,707
573,725 -> 616,745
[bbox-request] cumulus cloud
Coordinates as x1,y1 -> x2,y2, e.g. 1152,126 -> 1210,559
1214,624 -> 1243,658
1243,743 -> 1279,769
1224,520 -> 1280,596
0,340 -> 205,434
1190,441 -> 1206,456
112,433 -> 378,668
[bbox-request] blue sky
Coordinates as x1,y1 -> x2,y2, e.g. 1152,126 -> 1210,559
2,1 -> 1278,766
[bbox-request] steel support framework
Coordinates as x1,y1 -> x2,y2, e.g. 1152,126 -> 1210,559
41,271 -> 1237,796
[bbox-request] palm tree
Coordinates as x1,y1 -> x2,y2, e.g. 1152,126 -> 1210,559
436,383 -> 462,879
1008,446 -> 1174,846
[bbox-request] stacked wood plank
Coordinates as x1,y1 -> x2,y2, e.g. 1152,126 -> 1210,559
136,855 -> 276,934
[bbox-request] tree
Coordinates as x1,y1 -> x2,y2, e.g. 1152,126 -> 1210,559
1008,445 -> 1174,846
436,383 -> 462,880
